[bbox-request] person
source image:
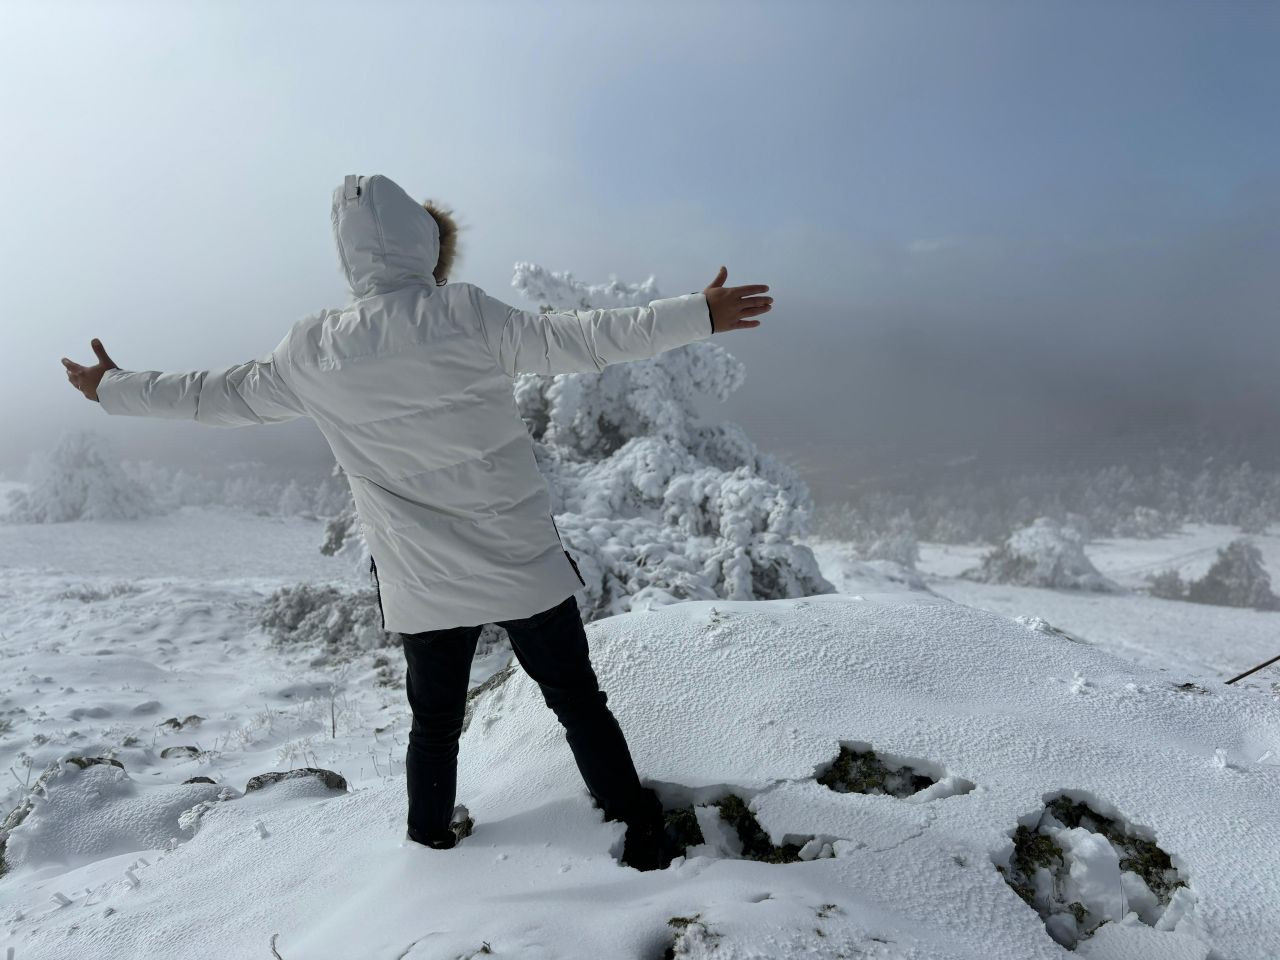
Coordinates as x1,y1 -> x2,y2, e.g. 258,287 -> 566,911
61,173 -> 773,870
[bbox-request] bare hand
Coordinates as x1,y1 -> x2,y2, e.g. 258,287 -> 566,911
61,339 -> 119,402
703,266 -> 772,334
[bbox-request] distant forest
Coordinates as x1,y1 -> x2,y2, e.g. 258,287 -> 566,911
816,457 -> 1280,546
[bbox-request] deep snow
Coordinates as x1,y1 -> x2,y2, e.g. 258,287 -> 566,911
1,507 -> 1278,959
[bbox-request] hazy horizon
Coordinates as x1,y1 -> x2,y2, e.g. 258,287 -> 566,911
4,0 -> 1278,503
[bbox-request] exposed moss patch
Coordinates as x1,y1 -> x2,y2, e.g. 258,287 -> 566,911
1045,797 -> 1185,902
663,804 -> 704,856
643,792 -> 824,867
716,793 -> 805,864
1006,824 -> 1065,906
999,795 -> 1188,949
817,745 -> 935,798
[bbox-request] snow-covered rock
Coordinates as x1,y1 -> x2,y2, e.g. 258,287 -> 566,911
968,518 -> 1123,592
1,759 -> 225,875
3,593 -> 1275,959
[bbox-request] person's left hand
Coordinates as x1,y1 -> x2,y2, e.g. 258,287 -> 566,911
61,339 -> 119,402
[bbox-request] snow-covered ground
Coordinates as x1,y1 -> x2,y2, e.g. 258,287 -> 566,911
922,526 -> 1280,688
809,527 -> 1280,689
918,524 -> 1280,590
1,504 -> 1278,959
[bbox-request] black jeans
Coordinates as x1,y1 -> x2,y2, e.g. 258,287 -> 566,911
397,592 -> 648,845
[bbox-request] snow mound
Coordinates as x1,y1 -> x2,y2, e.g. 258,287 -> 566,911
4,595 -> 1278,960
969,518 -> 1123,591
802,538 -> 935,596
2,759 -> 223,874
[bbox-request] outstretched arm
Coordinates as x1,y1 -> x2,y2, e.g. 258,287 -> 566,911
471,266 -> 772,377
61,338 -> 305,427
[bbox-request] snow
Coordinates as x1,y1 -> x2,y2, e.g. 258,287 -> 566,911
800,539 -> 934,597
1,510 -> 1278,958
3,762 -> 225,874
1057,827 -> 1125,924
895,527 -> 1280,686
922,522 -> 1280,592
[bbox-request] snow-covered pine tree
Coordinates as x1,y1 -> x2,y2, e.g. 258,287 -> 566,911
965,517 -> 1122,592
276,479 -> 310,518
309,470 -> 350,520
503,262 -> 832,619
1146,568 -> 1187,600
1186,539 -> 1280,610
5,430 -> 154,523
317,263 -> 833,623
861,511 -> 919,570
319,463 -> 366,565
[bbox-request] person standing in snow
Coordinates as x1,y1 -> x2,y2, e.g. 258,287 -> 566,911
61,173 -> 772,870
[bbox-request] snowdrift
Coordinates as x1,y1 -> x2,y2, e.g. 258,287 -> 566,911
4,594 -> 1278,960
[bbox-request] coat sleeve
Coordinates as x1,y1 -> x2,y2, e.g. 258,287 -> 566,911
468,284 -> 715,377
96,350 -> 306,427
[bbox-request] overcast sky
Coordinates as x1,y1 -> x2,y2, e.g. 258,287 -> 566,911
2,0 -> 1277,498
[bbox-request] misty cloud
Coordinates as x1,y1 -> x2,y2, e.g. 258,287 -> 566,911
2,1 -> 1277,499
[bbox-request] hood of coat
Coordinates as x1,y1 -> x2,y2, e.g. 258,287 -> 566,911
331,174 -> 439,298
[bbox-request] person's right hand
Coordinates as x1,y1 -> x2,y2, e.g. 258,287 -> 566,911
703,266 -> 772,334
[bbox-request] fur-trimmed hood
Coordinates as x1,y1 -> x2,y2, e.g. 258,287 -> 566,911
331,174 -> 457,298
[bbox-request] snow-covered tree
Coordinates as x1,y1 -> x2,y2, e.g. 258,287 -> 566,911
318,263 -> 833,623
276,479 -> 310,518
5,430 -> 154,523
507,263 -> 831,618
966,517 -> 1121,592
1186,539 -> 1280,610
1146,568 -> 1187,601
222,473 -> 277,515
309,471 -> 350,519
861,511 -> 919,570
119,460 -> 212,512
1236,503 -> 1271,535
1113,505 -> 1179,539
166,467 -> 219,509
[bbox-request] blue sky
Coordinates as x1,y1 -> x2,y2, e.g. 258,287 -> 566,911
2,0 -> 1277,492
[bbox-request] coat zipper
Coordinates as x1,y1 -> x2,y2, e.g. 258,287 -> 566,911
369,555 -> 387,630
550,515 -> 587,587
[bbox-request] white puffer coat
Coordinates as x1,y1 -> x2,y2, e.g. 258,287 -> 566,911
97,174 -> 715,632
